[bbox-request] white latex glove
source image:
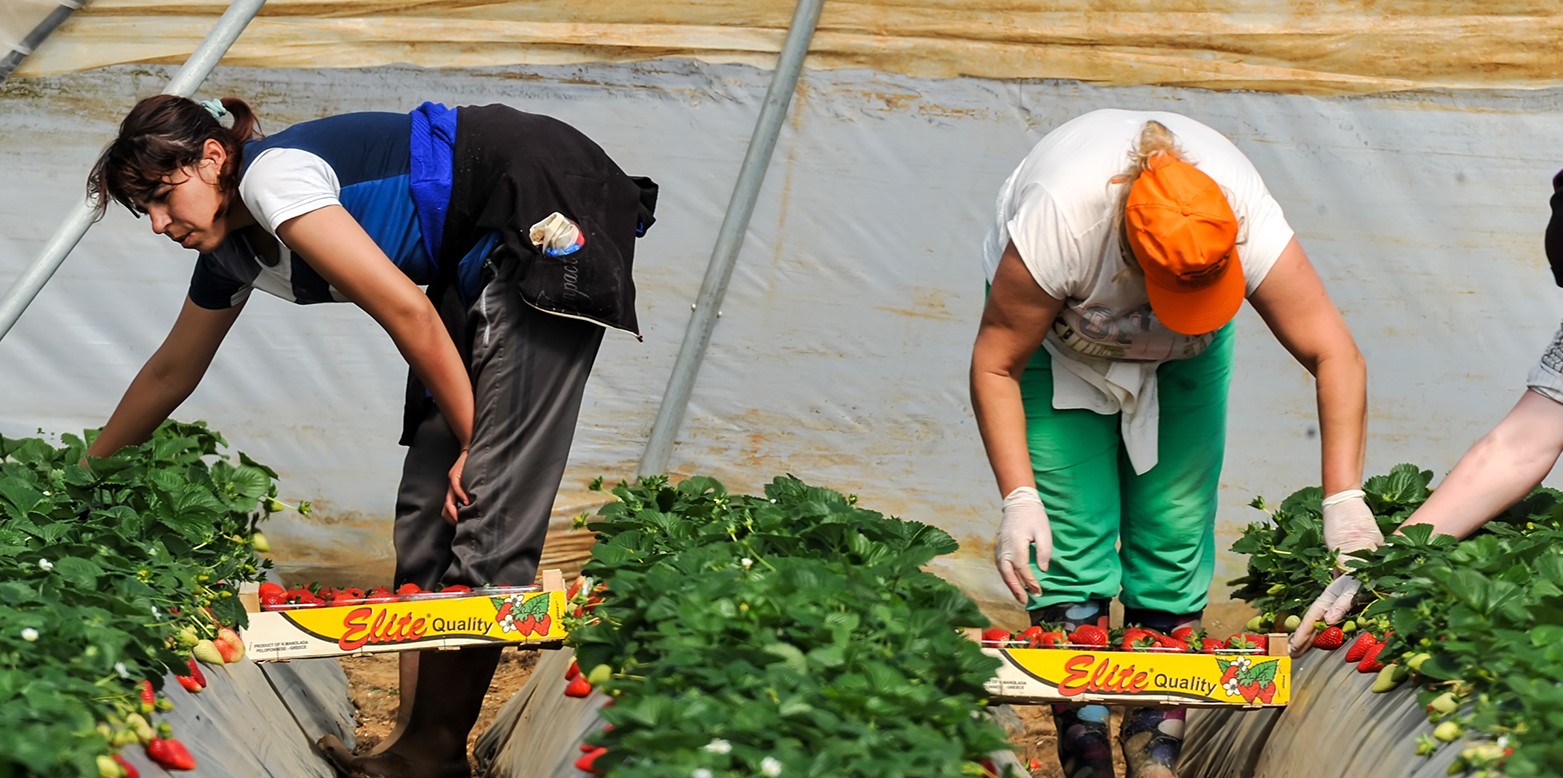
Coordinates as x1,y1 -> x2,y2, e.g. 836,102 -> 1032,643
1322,489 -> 1384,565
995,486 -> 1051,604
1288,574 -> 1361,656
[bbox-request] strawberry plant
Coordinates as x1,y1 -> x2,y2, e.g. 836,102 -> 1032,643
565,474 -> 1016,777
1230,463 -> 1563,776
0,421 -> 277,777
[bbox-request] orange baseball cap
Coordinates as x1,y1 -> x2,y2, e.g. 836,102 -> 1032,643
1124,154 -> 1243,336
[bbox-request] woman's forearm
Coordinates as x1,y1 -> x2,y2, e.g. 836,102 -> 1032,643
1313,347 -> 1368,496
384,307 -> 474,450
1401,390 -> 1563,538
971,362 -> 1036,497
89,363 -> 200,458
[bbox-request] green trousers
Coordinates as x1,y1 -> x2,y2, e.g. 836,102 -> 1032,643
1020,326 -> 1233,615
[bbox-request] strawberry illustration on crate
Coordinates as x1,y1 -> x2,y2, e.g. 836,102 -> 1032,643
1216,656 -> 1279,704
493,592 -> 552,636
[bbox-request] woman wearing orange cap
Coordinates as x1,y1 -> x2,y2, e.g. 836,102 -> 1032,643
969,109 -> 1376,778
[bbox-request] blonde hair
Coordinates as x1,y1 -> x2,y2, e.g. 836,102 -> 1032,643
1113,120 -> 1185,187
1108,121 -> 1184,274
1108,120 -> 1242,274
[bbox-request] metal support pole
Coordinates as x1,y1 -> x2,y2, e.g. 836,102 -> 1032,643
0,1 -> 83,84
0,0 -> 268,343
637,0 -> 825,478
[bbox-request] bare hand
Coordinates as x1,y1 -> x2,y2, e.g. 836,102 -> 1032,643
443,449 -> 470,525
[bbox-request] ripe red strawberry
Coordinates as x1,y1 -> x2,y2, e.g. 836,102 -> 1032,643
175,674 -> 203,693
1344,633 -> 1378,663
397,582 -> 422,596
566,660 -> 581,681
441,584 -> 472,594
1312,626 -> 1346,650
145,737 -> 197,770
1035,630 -> 1068,648
186,658 -> 207,687
258,582 -> 286,609
563,675 -> 593,698
1356,642 -> 1387,673
1201,638 -> 1226,653
136,680 -> 155,714
1170,626 -> 1197,642
1121,633 -> 1161,651
574,746 -> 607,774
1068,624 -> 1110,647
979,628 -> 1012,646
1017,625 -> 1047,648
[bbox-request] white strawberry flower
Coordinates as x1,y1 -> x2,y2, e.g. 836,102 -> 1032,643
693,771 -> 714,778
37,559 -> 53,571
114,662 -> 129,679
741,558 -> 753,569
702,739 -> 732,755
21,627 -> 39,642
761,756 -> 782,776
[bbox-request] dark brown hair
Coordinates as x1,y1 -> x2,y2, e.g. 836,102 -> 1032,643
86,94 -> 262,219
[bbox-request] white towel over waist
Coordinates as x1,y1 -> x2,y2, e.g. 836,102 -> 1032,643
1042,340 -> 1161,475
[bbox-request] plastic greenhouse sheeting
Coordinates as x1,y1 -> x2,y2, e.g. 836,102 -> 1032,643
3,60 -> 1562,621
116,658 -> 355,778
1182,650 -> 1467,777
15,1 -> 1563,96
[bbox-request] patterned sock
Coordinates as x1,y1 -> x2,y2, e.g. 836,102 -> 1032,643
1119,707 -> 1184,778
1034,600 -> 1115,778
1117,608 -> 1200,778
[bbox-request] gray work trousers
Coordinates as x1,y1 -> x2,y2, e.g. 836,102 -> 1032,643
393,255 -> 604,588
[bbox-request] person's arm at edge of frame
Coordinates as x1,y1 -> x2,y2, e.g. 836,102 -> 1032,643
275,205 -> 476,522
86,296 -> 246,459
1398,389 -> 1563,539
1247,236 -> 1368,498
970,240 -> 1063,604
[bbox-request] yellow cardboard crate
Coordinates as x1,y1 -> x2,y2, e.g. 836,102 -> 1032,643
240,570 -> 569,661
978,632 -> 1290,708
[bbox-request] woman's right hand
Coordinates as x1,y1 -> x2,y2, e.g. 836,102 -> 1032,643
995,486 -> 1051,604
442,449 -> 470,525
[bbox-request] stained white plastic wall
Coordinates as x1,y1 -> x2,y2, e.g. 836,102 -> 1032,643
2,61 -> 1561,616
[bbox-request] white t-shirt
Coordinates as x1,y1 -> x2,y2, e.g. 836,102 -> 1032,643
982,109 -> 1296,362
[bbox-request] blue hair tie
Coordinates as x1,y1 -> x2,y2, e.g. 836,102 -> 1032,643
200,98 -> 228,119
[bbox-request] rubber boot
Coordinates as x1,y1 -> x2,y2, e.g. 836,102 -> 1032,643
1034,600 -> 1115,778
366,651 -> 420,755
319,646 -> 501,778
1118,608 -> 1201,778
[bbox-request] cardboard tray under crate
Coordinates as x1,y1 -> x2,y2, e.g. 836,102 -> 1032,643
240,569 -> 569,661
973,630 -> 1291,708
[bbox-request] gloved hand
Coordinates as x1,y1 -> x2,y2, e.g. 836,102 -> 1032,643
995,486 -> 1051,604
1322,488 -> 1383,566
1287,574 -> 1361,656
